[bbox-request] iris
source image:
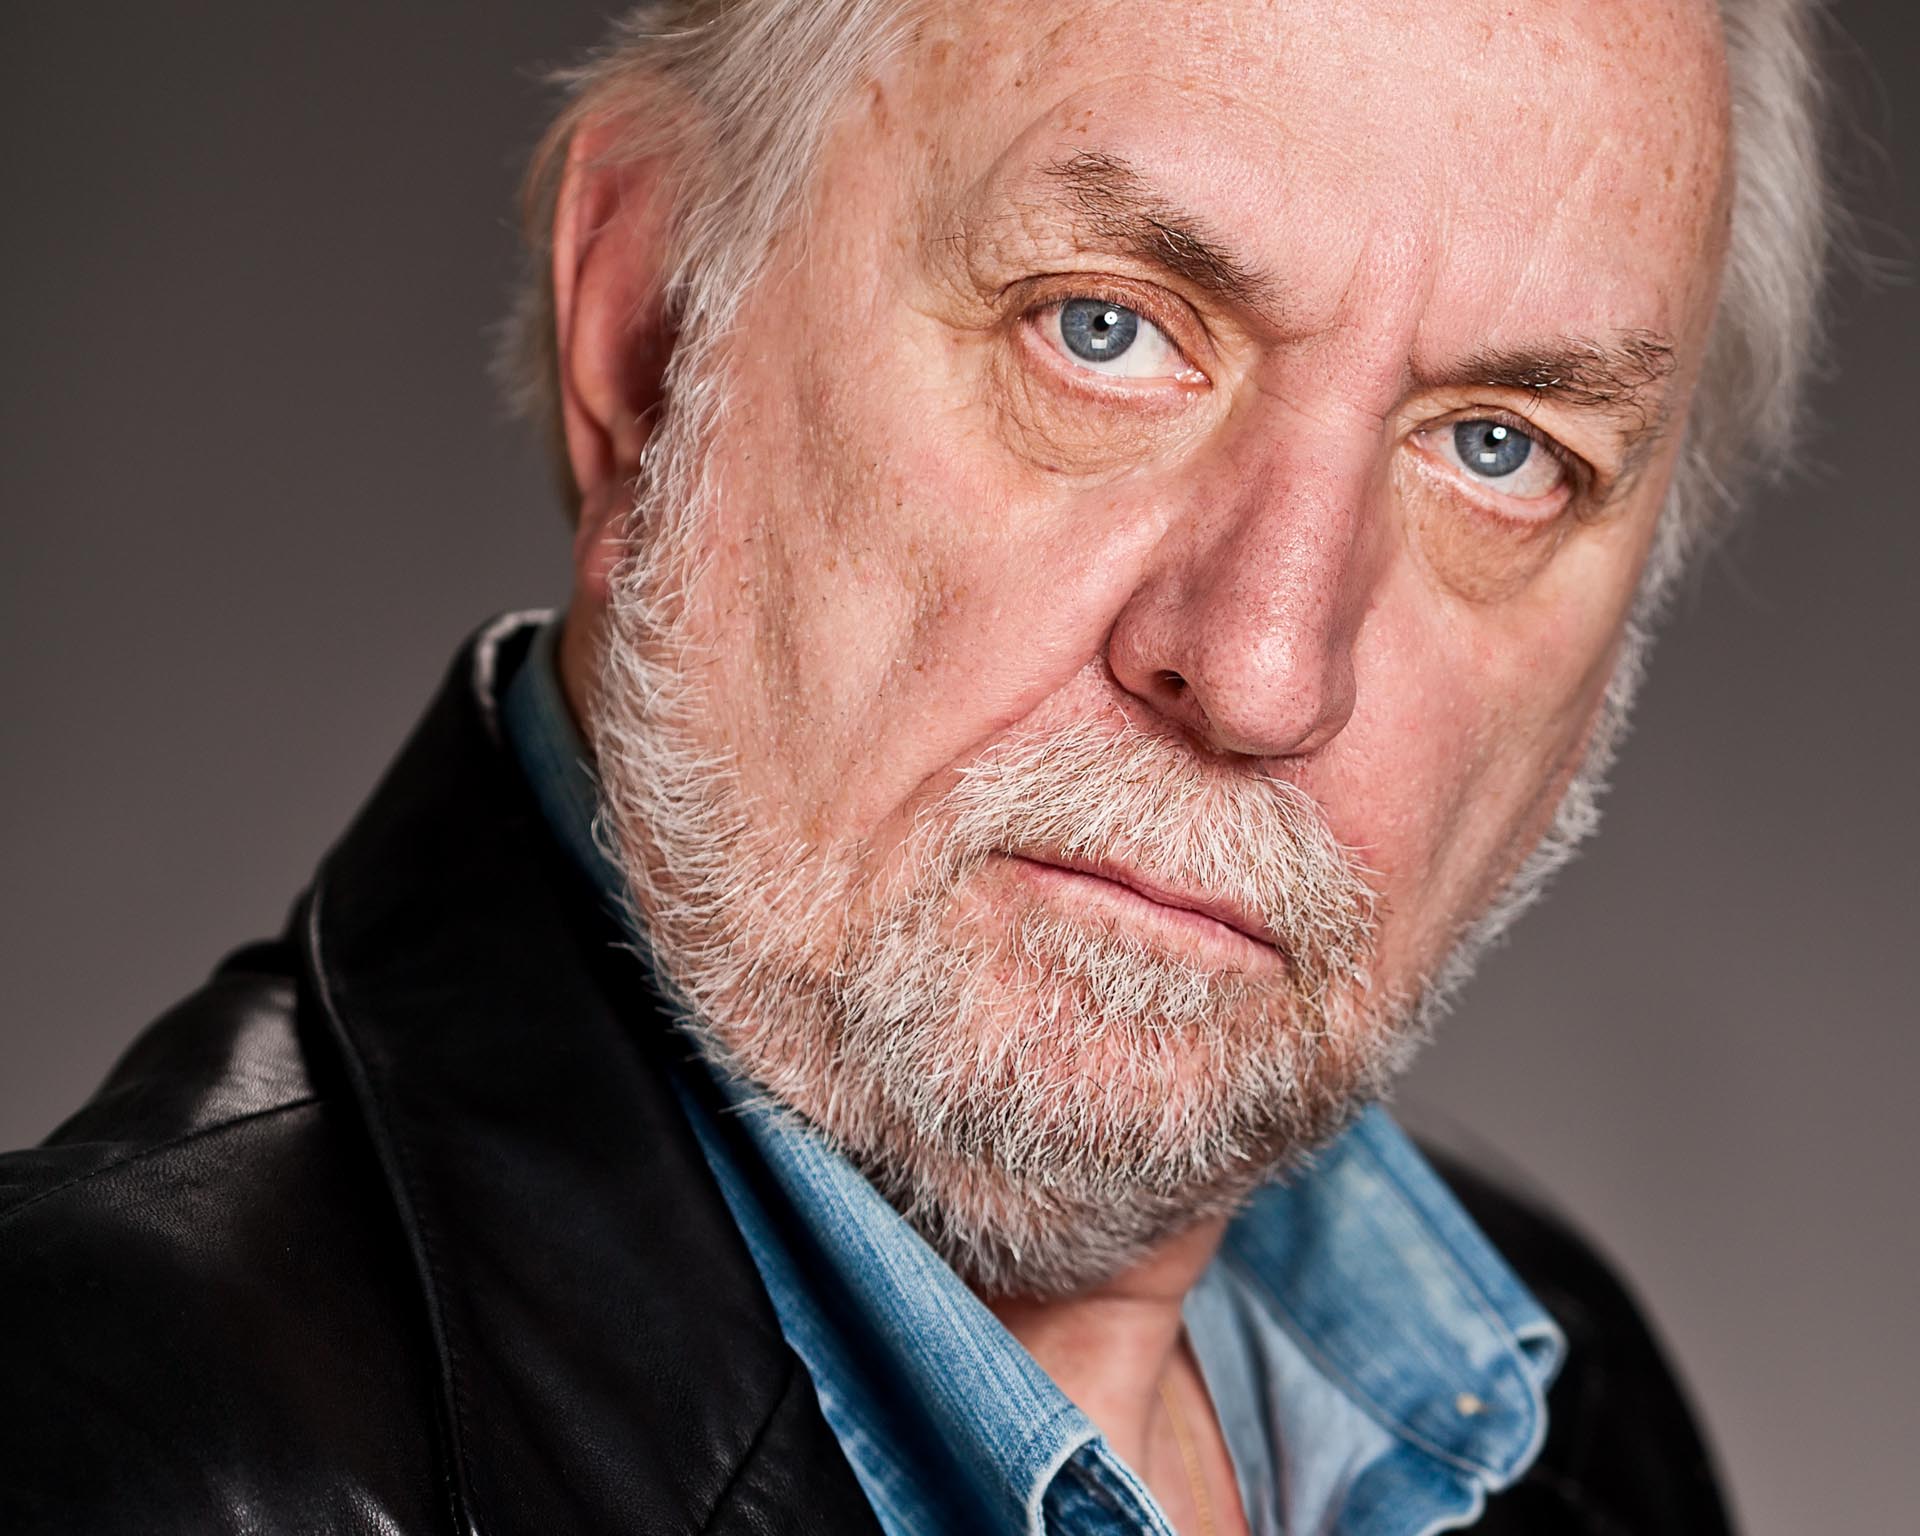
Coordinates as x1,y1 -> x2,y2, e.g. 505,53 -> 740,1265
1060,299 -> 1140,362
1453,421 -> 1532,478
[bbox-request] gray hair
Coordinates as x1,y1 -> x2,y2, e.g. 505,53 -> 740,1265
498,0 -> 1832,599
498,0 -> 916,503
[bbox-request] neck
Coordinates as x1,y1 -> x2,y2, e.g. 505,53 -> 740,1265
985,1216 -> 1228,1469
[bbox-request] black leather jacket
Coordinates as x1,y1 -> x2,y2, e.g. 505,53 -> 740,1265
0,636 -> 1736,1534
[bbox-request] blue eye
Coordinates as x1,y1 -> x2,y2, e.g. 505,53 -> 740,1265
1453,420 -> 1533,478
1060,298 -> 1140,361
1043,298 -> 1191,380
1424,416 -> 1569,505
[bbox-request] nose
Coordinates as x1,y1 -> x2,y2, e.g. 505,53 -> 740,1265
1105,454 -> 1379,760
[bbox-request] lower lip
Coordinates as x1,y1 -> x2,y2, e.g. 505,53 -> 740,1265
1003,856 -> 1279,968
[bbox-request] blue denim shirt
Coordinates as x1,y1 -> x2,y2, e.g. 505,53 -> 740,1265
494,612 -> 1563,1536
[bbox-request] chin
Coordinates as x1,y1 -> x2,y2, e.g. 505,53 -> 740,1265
701,881 -> 1417,1298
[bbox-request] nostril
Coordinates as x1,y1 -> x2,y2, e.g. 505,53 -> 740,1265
1156,669 -> 1188,696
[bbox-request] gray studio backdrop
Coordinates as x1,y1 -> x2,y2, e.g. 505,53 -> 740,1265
2,5 -> 1912,1532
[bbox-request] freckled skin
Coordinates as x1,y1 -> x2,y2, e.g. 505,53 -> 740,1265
554,0 -> 1733,1511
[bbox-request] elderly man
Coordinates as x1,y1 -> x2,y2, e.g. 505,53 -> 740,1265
0,0 -> 1827,1532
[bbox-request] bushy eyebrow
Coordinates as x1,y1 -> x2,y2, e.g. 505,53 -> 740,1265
1036,149 -> 1278,316
1435,335 -> 1680,450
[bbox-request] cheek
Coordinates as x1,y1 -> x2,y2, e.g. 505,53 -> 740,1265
1319,548 -> 1633,979
695,337 -> 1176,849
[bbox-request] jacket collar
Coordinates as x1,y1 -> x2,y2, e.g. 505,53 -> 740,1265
301,622 -> 880,1536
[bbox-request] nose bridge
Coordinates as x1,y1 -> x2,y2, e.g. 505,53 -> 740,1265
1107,422 -> 1381,760
1226,445 -> 1372,635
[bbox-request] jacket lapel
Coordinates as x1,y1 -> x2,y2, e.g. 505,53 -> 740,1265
303,636 -> 882,1536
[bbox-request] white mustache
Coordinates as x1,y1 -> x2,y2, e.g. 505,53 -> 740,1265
912,713 -> 1378,995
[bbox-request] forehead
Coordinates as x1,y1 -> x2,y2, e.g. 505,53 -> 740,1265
903,0 -> 1730,362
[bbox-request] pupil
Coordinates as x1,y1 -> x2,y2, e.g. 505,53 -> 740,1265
1454,420 -> 1531,478
1061,298 -> 1140,362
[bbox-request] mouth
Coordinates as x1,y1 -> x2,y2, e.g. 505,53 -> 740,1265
1002,851 -> 1284,967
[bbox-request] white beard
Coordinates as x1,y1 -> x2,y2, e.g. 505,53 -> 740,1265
586,380 -> 1641,1299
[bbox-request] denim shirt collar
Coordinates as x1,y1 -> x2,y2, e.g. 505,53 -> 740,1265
494,611 -> 1562,1535
1220,1111 -> 1564,1482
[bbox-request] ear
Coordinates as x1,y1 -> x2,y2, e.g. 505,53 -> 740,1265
552,123 -> 676,608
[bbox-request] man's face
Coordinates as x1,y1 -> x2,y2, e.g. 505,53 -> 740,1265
580,0 -> 1730,1292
